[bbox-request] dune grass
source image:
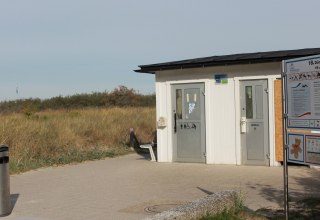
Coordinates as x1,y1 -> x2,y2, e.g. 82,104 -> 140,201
0,107 -> 156,174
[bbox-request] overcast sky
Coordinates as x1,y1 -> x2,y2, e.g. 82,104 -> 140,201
1,0 -> 319,101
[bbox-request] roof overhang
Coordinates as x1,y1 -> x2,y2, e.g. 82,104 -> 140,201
135,48 -> 320,74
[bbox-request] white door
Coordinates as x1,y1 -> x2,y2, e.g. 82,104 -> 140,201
240,80 -> 269,165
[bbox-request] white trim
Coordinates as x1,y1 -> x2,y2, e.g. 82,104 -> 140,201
268,77 -> 275,166
167,79 -> 209,85
234,75 -> 271,81
205,80 -> 214,164
166,81 -> 173,162
234,79 -> 241,165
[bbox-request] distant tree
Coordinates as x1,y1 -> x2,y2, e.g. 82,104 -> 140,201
109,86 -> 136,106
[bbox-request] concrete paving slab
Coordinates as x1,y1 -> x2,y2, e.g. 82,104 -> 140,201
2,153 -> 320,220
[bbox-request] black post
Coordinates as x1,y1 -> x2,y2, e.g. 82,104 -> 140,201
281,68 -> 289,220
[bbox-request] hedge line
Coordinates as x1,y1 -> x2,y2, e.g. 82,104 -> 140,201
0,86 -> 155,114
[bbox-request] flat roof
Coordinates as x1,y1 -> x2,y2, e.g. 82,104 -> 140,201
135,48 -> 320,74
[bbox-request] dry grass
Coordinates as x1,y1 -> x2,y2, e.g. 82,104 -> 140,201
0,107 -> 156,174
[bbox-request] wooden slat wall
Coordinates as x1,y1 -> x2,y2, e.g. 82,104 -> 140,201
274,79 -> 283,161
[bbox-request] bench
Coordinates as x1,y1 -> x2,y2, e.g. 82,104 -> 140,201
130,128 -> 157,162
139,143 -> 156,162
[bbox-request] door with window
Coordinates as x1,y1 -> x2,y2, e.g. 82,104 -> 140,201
172,83 -> 205,163
240,80 -> 269,165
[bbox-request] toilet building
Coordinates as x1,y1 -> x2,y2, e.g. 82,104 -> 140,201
135,48 -> 320,166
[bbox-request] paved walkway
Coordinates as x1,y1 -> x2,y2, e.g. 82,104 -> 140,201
3,153 -> 320,220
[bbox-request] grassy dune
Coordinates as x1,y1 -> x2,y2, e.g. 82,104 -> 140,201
0,107 -> 156,174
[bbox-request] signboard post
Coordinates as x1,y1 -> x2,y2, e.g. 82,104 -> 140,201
282,54 -> 320,219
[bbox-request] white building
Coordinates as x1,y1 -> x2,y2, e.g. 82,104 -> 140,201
136,48 -> 320,166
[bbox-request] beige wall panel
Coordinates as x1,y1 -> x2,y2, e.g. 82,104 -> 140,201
274,79 -> 283,161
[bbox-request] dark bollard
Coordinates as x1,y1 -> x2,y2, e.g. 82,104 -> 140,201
0,145 -> 11,216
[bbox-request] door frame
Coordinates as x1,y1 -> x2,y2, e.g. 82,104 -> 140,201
234,76 -> 278,166
171,82 -> 206,163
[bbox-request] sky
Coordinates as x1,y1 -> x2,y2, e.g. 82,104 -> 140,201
1,0 -> 320,101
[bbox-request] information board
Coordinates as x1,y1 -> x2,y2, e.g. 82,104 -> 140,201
283,55 -> 320,130
283,54 -> 320,166
305,134 -> 320,165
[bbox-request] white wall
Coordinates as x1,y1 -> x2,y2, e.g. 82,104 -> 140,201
155,62 -> 282,166
155,81 -> 169,162
210,77 -> 236,164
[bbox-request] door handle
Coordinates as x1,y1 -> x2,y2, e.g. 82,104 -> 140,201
174,113 -> 177,133
240,117 -> 246,133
